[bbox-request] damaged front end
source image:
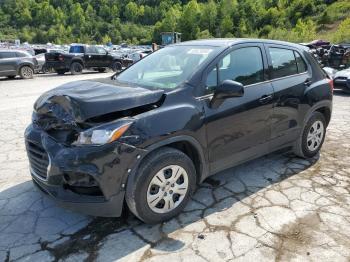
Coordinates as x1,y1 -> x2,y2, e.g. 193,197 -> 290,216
25,79 -> 164,217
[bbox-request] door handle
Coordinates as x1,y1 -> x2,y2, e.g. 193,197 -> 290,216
259,94 -> 273,104
304,78 -> 312,86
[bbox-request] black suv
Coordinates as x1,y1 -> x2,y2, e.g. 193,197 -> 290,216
25,39 -> 333,223
45,44 -> 133,75
0,50 -> 38,79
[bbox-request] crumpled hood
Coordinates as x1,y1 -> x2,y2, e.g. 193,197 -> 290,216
334,68 -> 350,79
33,78 -> 164,128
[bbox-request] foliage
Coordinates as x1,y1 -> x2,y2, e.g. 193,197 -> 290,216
0,0 -> 349,44
332,18 -> 350,43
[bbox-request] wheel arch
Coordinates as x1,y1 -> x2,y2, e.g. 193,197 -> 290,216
17,63 -> 34,73
70,59 -> 84,67
125,135 -> 208,194
315,106 -> 331,127
303,100 -> 332,127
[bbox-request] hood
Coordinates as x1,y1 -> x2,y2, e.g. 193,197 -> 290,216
33,78 -> 165,129
334,68 -> 350,79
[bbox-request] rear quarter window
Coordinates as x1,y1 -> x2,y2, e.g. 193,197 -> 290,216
294,51 -> 307,73
69,46 -> 85,53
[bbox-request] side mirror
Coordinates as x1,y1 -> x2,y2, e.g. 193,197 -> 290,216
210,80 -> 244,108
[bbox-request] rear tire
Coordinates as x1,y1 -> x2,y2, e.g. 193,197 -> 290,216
70,62 -> 83,75
293,111 -> 326,158
126,147 -> 196,224
19,66 -> 33,79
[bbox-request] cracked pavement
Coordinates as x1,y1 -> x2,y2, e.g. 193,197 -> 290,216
1,74 -> 350,261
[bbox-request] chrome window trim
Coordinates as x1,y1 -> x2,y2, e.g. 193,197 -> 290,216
269,71 -> 308,82
196,71 -> 309,99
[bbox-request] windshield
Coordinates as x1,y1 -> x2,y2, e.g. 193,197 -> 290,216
117,45 -> 220,89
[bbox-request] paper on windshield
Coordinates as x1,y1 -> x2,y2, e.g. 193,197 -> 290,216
187,49 -> 213,55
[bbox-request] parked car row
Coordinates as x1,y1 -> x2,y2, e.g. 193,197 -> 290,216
0,44 -> 143,79
301,40 -> 350,69
0,50 -> 39,79
299,40 -> 350,94
44,44 -> 134,75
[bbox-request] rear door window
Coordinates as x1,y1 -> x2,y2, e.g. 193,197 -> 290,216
269,48 -> 298,79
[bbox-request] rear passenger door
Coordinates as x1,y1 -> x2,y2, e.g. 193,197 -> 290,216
265,44 -> 311,150
0,52 -> 17,75
202,44 -> 274,173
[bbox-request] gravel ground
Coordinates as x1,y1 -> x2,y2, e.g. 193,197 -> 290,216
0,73 -> 349,262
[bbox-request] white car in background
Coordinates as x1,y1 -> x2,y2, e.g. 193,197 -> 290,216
128,50 -> 152,63
333,68 -> 350,93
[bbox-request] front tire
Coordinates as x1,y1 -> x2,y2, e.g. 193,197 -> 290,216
111,61 -> 122,72
294,111 -> 326,158
70,62 -> 83,75
126,147 -> 196,224
19,66 -> 33,79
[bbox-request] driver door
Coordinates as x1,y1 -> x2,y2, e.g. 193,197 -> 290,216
201,44 -> 274,173
96,47 -> 112,67
85,46 -> 99,67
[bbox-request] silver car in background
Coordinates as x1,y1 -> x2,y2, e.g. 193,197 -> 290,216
0,50 -> 38,79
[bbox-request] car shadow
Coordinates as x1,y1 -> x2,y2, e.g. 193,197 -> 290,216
0,76 -> 24,81
0,150 -> 319,261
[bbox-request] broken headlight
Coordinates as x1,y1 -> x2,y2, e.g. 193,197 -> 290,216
74,121 -> 132,145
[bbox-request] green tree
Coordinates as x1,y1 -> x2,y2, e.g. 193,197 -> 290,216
200,0 -> 217,35
125,2 -> 139,23
197,29 -> 213,39
332,18 -> 350,43
179,0 -> 200,41
292,19 -> 316,42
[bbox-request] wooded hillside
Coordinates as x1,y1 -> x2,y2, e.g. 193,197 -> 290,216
0,0 -> 349,44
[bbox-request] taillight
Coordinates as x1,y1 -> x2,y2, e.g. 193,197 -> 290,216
328,79 -> 334,92
58,54 -> 64,61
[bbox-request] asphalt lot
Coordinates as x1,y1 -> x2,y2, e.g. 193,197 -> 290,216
0,73 -> 350,261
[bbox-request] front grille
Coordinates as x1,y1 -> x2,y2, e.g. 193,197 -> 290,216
27,141 -> 49,179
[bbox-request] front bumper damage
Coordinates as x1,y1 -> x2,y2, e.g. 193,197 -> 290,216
25,124 -> 146,217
